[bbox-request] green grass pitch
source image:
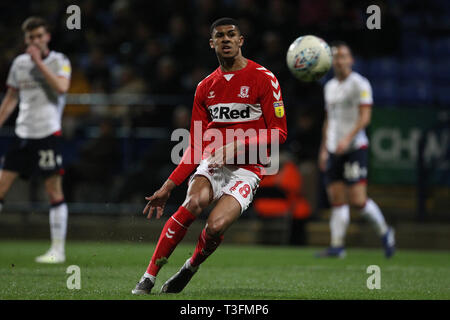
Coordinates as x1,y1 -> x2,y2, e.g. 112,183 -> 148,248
0,240 -> 449,300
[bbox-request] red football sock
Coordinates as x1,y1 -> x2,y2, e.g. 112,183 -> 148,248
190,228 -> 224,267
146,206 -> 196,276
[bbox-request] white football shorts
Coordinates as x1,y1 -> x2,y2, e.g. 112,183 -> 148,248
189,159 -> 261,214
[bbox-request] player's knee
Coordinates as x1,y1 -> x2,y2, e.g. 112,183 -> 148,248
206,218 -> 227,237
349,198 -> 366,210
0,173 -> 16,197
44,182 -> 63,202
183,195 -> 208,216
46,189 -> 64,203
328,191 -> 346,206
0,184 -> 9,198
330,196 -> 346,207
205,223 -> 223,237
331,202 -> 347,209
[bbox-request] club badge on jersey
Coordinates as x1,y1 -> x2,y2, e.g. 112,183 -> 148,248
238,86 -> 250,98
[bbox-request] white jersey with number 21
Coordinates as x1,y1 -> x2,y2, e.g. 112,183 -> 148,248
6,51 -> 71,139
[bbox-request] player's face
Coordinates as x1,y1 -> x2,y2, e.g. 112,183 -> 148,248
209,25 -> 243,59
332,45 -> 353,77
24,27 -> 50,54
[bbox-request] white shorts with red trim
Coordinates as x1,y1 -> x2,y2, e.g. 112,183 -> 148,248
189,159 -> 261,214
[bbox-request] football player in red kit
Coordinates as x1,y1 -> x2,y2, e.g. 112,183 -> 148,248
132,17 -> 287,294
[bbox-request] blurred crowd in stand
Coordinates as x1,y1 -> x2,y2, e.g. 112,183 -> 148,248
0,0 -> 448,222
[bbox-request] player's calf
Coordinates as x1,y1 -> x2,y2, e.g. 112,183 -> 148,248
146,206 -> 197,277
191,228 -> 224,267
0,170 -> 19,202
44,174 -> 64,203
160,227 -> 224,294
132,206 -> 197,295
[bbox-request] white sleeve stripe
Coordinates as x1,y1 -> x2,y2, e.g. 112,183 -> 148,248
271,79 -> 279,89
273,90 -> 281,100
257,66 -> 280,100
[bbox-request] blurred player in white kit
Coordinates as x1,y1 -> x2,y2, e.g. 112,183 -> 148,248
0,17 -> 71,263
317,41 -> 395,258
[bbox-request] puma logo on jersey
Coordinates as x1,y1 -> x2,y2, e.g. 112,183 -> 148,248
209,105 -> 250,120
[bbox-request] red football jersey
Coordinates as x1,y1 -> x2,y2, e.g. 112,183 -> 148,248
169,59 -> 288,185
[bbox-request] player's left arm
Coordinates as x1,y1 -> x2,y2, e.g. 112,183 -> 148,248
336,80 -> 373,154
249,72 -> 288,147
209,73 -> 288,168
337,104 -> 371,149
27,45 -> 71,94
0,87 -> 19,127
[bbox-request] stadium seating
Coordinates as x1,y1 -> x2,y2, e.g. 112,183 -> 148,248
399,58 -> 432,80
432,37 -> 450,57
371,78 -> 398,106
398,80 -> 432,106
435,85 -> 450,105
367,57 -> 399,79
401,34 -> 431,58
352,57 -> 367,75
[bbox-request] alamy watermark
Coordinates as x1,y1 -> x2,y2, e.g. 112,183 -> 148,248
66,265 -> 81,290
170,121 -> 281,175
66,5 -> 81,30
366,265 -> 381,289
366,5 -> 381,30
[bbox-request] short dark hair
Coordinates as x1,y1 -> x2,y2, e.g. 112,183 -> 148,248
210,17 -> 241,36
22,16 -> 50,33
330,40 -> 348,47
330,40 -> 352,53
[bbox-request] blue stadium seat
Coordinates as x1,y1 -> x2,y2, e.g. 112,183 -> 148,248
352,57 -> 367,75
400,58 -> 432,80
401,34 -> 431,57
432,59 -> 450,81
371,79 -> 398,106
400,14 -> 422,30
432,37 -> 450,57
398,80 -> 432,106
435,85 -> 450,106
367,58 -> 399,79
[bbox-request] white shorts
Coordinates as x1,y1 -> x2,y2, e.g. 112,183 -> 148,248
189,160 -> 261,214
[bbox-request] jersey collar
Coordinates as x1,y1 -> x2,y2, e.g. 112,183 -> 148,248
217,59 -> 252,76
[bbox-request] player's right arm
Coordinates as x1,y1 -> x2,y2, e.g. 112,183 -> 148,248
1,58 -> 20,127
143,179 -> 177,219
27,46 -> 71,94
319,84 -> 329,171
318,112 -> 328,171
0,87 -> 19,127
143,82 -> 209,220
